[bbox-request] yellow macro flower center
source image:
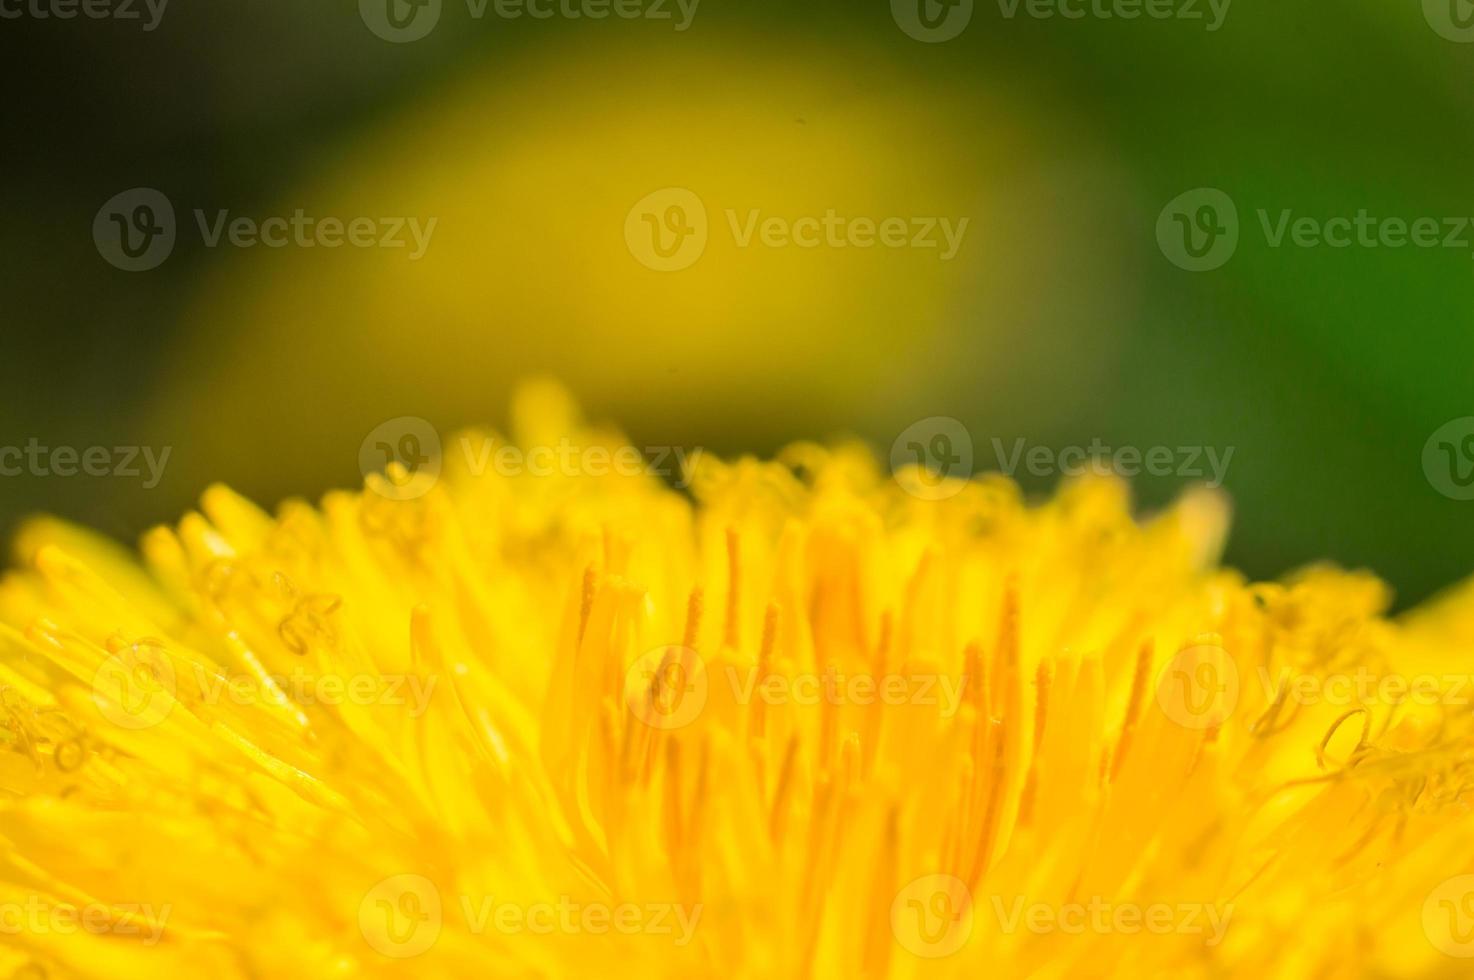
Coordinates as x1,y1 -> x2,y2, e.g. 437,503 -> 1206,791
0,384 -> 1469,979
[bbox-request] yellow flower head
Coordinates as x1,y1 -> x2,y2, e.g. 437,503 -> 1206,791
0,382 -> 1471,978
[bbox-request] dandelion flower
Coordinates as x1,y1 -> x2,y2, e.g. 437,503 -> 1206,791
0,382 -> 1471,979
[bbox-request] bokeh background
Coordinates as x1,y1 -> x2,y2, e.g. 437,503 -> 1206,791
1,0 -> 1470,609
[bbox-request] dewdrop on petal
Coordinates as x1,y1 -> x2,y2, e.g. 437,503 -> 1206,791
0,383 -> 1469,978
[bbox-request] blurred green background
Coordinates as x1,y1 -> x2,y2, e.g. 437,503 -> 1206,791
0,0 -> 1470,609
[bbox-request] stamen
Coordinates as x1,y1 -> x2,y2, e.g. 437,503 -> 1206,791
724,527 -> 741,651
